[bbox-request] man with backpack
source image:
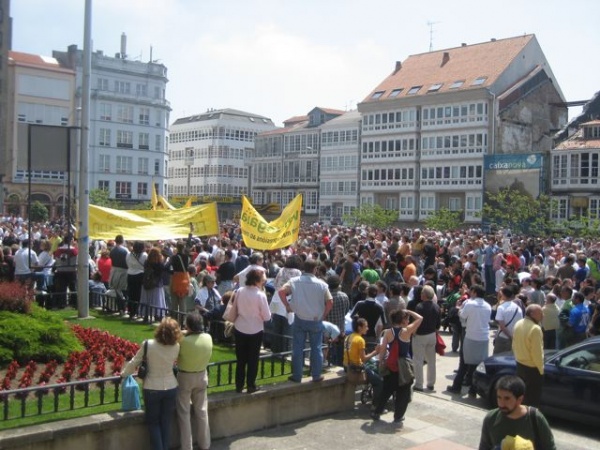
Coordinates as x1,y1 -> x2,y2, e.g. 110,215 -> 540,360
479,375 -> 556,450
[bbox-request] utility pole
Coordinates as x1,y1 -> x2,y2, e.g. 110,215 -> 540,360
77,0 -> 92,318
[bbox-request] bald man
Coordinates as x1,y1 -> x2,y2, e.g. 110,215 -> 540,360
512,304 -> 544,407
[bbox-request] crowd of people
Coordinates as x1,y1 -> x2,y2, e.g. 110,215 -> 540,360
3,213 -> 600,448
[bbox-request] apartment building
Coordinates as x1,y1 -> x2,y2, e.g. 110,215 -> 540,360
318,110 -> 361,223
0,0 -> 11,214
358,34 -> 567,224
53,35 -> 170,204
252,107 -> 344,216
169,108 -> 275,220
551,118 -> 600,222
3,51 -> 76,218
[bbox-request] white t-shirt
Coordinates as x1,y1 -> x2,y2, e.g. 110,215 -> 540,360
460,297 -> 492,341
495,300 -> 523,340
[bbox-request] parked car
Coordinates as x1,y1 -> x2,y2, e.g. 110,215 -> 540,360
472,337 -> 600,426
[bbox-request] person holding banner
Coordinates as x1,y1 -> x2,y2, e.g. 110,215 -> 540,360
278,259 -> 334,383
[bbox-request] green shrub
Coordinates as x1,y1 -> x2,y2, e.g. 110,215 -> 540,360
0,305 -> 83,365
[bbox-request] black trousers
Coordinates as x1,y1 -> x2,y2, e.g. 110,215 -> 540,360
53,271 -> 77,308
234,329 -> 263,391
127,273 -> 144,316
373,371 -> 412,421
516,362 -> 543,407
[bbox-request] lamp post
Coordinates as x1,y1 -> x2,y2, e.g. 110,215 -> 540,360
76,0 -> 92,319
185,147 -> 194,197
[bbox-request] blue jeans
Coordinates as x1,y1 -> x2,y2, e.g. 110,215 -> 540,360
143,388 -> 177,450
292,317 -> 323,381
366,367 -> 383,404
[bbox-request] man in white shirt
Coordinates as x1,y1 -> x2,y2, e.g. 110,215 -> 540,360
234,252 -> 266,288
14,239 -> 38,285
493,287 -> 524,354
495,260 -> 507,293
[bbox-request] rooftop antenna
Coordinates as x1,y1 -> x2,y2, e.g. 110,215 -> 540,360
427,21 -> 440,52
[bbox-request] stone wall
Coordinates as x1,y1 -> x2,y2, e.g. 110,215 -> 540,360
0,372 -> 354,450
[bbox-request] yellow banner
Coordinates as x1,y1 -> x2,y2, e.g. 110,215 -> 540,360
89,203 -> 220,241
240,194 -> 302,250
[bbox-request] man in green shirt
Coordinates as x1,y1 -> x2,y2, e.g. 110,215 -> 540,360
176,312 -> 213,450
479,375 -> 556,450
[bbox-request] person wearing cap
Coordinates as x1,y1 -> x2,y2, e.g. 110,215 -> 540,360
478,375 -> 555,450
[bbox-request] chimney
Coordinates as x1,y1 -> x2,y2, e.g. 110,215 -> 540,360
120,32 -> 127,59
393,61 -> 402,74
461,43 -> 467,47
441,51 -> 450,67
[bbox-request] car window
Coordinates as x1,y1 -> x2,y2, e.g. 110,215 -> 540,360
559,344 -> 600,372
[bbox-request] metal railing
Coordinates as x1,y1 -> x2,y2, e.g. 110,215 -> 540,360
0,349 -> 302,423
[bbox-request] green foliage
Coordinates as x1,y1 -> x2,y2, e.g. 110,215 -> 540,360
343,204 -> 397,229
29,201 -> 49,222
561,216 -> 600,239
126,201 -> 153,210
482,188 -> 553,236
88,188 -> 121,209
424,208 -> 462,231
0,305 -> 83,365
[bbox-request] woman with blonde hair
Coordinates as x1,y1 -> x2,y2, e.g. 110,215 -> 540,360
122,317 -> 182,450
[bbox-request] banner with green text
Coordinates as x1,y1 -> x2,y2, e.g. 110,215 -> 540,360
89,203 -> 220,241
240,194 -> 302,250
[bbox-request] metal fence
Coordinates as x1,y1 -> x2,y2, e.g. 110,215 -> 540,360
1,349 -> 301,423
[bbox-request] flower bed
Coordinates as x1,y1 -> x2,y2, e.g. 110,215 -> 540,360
0,325 -> 139,393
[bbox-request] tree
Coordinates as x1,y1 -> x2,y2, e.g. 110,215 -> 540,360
342,204 -> 397,229
29,201 -> 49,222
424,208 -> 462,231
481,188 -> 553,236
89,188 -> 121,209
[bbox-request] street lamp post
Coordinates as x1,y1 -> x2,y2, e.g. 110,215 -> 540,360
185,147 -> 194,197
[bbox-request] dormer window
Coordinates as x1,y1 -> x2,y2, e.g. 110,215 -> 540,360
584,126 -> 600,139
389,88 -> 403,98
428,83 -> 443,92
407,85 -> 422,95
472,76 -> 487,86
450,80 -> 464,89
371,91 -> 385,99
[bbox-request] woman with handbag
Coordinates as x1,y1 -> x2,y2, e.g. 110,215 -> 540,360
344,316 -> 382,404
232,269 -> 271,393
170,241 -> 191,311
122,317 -> 183,450
371,308 -> 423,426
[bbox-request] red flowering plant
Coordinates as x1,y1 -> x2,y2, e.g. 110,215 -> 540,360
0,281 -> 34,313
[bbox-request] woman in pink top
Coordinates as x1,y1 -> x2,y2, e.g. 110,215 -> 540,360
233,268 -> 271,393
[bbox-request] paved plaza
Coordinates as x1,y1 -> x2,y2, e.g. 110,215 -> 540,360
212,332 -> 598,450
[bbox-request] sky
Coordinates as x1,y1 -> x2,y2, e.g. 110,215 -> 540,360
10,0 -> 600,127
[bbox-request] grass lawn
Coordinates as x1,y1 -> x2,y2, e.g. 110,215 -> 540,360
55,308 -> 236,363
0,308 -> 292,431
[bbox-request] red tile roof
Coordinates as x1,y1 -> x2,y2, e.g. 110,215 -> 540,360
361,35 -> 535,103
555,128 -> 600,150
9,51 -> 74,74
283,115 -> 309,126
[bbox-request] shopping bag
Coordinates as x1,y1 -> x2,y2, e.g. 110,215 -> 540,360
122,375 -> 141,411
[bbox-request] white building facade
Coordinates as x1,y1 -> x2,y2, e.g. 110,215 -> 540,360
358,35 -> 566,225
252,107 -> 344,216
169,108 -> 275,219
551,120 -> 600,222
318,110 -> 361,223
53,38 -> 170,204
